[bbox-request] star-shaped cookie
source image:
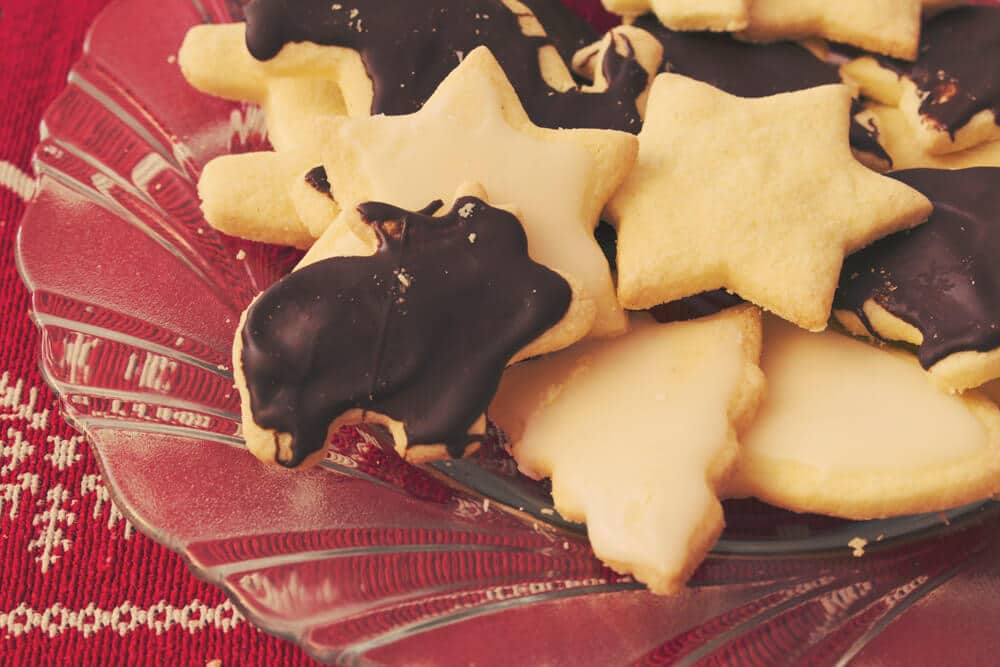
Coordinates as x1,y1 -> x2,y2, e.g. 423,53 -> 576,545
606,74 -> 932,331
739,0 -> 922,61
601,0 -> 750,32
318,47 -> 638,338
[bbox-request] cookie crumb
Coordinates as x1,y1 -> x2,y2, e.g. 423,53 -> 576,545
458,202 -> 477,218
236,249 -> 247,260
540,507 -> 554,516
848,536 -> 868,557
482,498 -> 490,512
167,54 -> 177,64
206,660 -> 222,667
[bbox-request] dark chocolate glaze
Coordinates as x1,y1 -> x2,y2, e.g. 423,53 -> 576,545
242,196 -> 571,466
519,0 -> 597,66
835,167 -> 1000,369
910,8 -> 1000,136
244,0 -> 646,132
649,292 -> 745,323
830,8 -> 1000,137
850,98 -> 890,168
304,165 -> 332,197
633,15 -> 891,165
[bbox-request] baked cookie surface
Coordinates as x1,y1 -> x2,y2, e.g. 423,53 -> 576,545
730,316 -> 1000,519
491,306 -> 764,594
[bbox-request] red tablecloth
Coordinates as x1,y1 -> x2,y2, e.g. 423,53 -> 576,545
0,2 -> 317,665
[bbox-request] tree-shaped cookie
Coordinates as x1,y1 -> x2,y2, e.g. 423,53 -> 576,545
490,307 -> 765,594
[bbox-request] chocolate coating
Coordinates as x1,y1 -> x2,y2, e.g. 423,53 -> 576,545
836,168 -> 1000,369
519,0 -> 596,65
242,196 -> 571,466
304,165 -> 332,197
830,8 -> 1000,137
633,15 -> 891,165
910,8 -> 1000,136
649,292 -> 745,323
245,0 -> 645,132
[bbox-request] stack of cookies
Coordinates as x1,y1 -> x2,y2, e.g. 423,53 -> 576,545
178,0 -> 1000,595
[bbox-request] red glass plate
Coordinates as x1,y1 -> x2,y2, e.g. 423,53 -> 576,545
16,0 -> 1000,664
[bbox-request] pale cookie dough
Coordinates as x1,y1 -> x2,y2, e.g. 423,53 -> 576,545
235,185 -> 596,468
197,150 -> 329,250
179,22 -> 369,132
600,0 -> 750,32
728,317 -> 1000,519
855,106 -> 1000,171
318,48 -> 638,339
738,0 -> 922,61
605,74 -> 931,331
490,306 -> 765,594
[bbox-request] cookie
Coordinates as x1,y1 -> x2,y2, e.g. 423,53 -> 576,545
738,0 -> 923,61
235,186 -> 593,468
490,306 -> 765,594
599,0 -> 750,32
728,316 -> 1000,519
317,47 -> 638,338
196,149 -> 332,249
829,7 -> 1000,155
182,2 -> 654,249
619,17 -> 893,169
855,105 -> 1000,171
605,73 -> 932,331
835,168 -> 1000,393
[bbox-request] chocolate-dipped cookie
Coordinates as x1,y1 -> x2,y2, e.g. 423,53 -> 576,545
244,0 -> 651,132
237,193 -> 572,467
831,7 -> 1000,155
836,167 -> 1000,391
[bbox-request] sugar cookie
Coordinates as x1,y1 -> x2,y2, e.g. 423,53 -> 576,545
600,0 -> 750,32
318,47 -> 638,338
490,306 -> 764,594
738,0 -> 922,61
729,317 -> 1000,519
835,168 -> 1000,393
235,186 -> 592,468
605,73 -> 931,331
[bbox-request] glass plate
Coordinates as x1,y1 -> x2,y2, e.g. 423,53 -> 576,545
16,0 -> 1000,664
